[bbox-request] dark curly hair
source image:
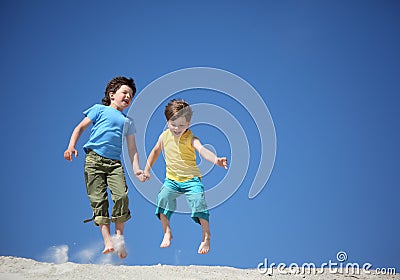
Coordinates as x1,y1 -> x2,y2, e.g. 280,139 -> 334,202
102,76 -> 136,106
164,99 -> 193,121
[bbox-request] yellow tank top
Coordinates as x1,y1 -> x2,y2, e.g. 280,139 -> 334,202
161,129 -> 201,182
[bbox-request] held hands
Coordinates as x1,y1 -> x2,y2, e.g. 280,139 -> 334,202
64,147 -> 78,161
142,169 -> 151,182
215,157 -> 228,169
136,169 -> 151,182
135,169 -> 151,182
134,169 -> 147,182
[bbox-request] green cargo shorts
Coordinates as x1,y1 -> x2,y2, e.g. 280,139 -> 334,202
84,150 -> 131,226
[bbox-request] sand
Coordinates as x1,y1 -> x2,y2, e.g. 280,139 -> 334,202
0,256 -> 398,280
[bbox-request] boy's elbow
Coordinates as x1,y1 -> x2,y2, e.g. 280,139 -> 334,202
153,145 -> 162,154
149,149 -> 161,160
76,123 -> 88,133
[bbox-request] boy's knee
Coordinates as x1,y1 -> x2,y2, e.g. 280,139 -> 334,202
113,191 -> 129,204
120,192 -> 129,200
187,195 -> 208,213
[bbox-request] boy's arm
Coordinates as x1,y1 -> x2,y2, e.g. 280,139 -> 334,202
64,117 -> 92,161
143,135 -> 163,180
126,134 -> 145,181
192,137 -> 228,169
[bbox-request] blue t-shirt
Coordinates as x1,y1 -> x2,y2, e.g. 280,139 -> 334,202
83,104 -> 136,160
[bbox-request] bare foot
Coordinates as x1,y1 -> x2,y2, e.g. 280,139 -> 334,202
102,241 -> 115,254
100,224 -> 114,254
112,235 -> 127,259
160,231 -> 173,248
118,246 -> 127,259
198,238 -> 210,254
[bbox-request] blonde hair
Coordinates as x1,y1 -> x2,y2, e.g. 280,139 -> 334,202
164,99 -> 193,121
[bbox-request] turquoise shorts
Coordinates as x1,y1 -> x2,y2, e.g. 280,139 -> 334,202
156,177 -> 209,224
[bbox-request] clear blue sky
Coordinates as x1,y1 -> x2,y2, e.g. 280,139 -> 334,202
1,0 -> 399,271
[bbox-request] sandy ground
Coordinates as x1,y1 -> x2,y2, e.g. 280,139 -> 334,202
0,256 -> 398,280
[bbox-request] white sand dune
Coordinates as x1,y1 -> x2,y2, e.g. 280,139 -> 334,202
0,256 -> 398,280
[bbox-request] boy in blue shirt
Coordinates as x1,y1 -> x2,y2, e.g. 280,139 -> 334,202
64,76 -> 144,258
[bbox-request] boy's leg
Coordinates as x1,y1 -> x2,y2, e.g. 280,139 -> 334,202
156,180 -> 181,248
84,152 -> 111,226
85,151 -> 112,254
115,221 -> 125,236
198,218 -> 211,254
100,224 -> 114,254
107,161 -> 131,259
107,163 -> 131,225
113,222 -> 127,259
159,214 -> 173,248
182,178 -> 211,254
100,222 -> 127,258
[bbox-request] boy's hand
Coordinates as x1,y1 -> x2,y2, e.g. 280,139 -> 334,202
134,169 -> 146,182
64,147 -> 78,161
143,169 -> 151,181
215,157 -> 228,169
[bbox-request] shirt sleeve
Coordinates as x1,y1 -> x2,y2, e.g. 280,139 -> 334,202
83,104 -> 101,123
124,117 -> 136,135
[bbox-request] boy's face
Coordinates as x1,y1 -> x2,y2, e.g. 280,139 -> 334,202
167,116 -> 190,137
110,85 -> 133,111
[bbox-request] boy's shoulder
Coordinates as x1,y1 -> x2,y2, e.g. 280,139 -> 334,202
90,103 -> 105,108
184,129 -> 194,137
84,104 -> 103,117
85,104 -> 128,119
85,103 -> 106,112
92,104 -> 126,116
160,129 -> 169,139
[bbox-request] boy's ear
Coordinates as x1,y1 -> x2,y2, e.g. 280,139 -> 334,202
109,92 -> 115,100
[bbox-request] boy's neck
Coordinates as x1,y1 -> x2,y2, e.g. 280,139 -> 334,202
109,104 -> 123,112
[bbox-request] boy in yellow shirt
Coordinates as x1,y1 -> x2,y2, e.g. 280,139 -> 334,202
143,99 -> 228,254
